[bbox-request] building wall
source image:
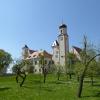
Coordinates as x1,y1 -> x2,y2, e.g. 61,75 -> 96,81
71,48 -> 81,60
32,57 -> 52,74
22,48 -> 29,59
58,35 -> 66,66
52,46 -> 60,65
58,28 -> 69,67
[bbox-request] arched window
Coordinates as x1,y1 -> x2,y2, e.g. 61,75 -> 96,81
61,29 -> 63,33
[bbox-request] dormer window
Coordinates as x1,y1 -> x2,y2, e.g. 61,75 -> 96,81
29,56 -> 31,58
33,55 -> 36,57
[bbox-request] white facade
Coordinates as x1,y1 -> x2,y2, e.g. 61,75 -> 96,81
22,46 -> 52,73
52,24 -> 69,68
71,46 -> 81,60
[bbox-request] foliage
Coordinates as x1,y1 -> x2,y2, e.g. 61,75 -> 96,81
97,64 -> 100,75
86,60 -> 97,76
12,59 -> 33,73
74,61 -> 84,80
76,35 -> 100,97
0,49 -> 12,70
12,59 -> 33,87
66,52 -> 77,79
44,64 -> 56,74
39,54 -> 48,83
55,64 -> 63,80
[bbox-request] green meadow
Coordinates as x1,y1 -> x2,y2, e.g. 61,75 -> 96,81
0,74 -> 100,100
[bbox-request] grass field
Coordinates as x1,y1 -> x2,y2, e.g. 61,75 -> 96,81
0,74 -> 100,100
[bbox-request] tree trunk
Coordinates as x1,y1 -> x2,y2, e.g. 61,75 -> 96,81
69,74 -> 72,79
91,76 -> 94,86
57,73 -> 60,80
77,74 -> 84,98
44,74 -> 46,83
20,74 -> 26,87
16,75 -> 18,83
77,76 -> 80,82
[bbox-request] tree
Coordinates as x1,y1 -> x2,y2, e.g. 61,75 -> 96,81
74,61 -> 84,82
75,45 -> 97,83
96,56 -> 100,75
39,54 -> 48,83
97,63 -> 100,76
67,52 -> 76,79
0,49 -> 12,72
42,65 -> 48,83
13,59 -> 32,87
77,36 -> 100,97
55,65 -> 62,81
86,60 -> 97,85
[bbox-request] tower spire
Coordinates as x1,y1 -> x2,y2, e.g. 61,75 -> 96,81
61,17 -> 63,25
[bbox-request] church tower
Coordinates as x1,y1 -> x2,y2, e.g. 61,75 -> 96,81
58,24 -> 69,67
52,23 -> 69,68
22,45 -> 29,59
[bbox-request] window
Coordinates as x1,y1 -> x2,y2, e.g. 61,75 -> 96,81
39,60 -> 42,64
49,61 -> 51,64
60,37 -> 63,40
35,69 -> 37,72
61,56 -> 63,58
33,55 -> 36,57
45,60 -> 47,64
52,61 -> 54,64
56,51 -> 59,54
39,69 -> 41,72
55,55 -> 58,58
35,61 -> 37,65
61,30 -> 63,33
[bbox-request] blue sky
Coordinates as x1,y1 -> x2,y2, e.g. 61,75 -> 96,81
0,0 -> 100,59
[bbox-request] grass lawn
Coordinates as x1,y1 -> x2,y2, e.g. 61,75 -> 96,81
0,74 -> 100,100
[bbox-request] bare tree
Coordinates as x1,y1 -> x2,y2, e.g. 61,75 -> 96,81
77,36 -> 100,97
39,54 -> 49,83
42,65 -> 48,83
67,52 -> 76,79
56,65 -> 61,81
13,59 -> 32,87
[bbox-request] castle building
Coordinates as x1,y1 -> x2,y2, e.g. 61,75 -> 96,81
22,23 -> 69,73
52,24 -> 69,68
22,45 -> 52,73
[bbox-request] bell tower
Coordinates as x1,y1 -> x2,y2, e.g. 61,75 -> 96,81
58,24 -> 69,67
22,45 -> 29,59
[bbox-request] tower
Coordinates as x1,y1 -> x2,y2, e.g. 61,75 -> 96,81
52,23 -> 69,68
22,45 -> 29,59
52,40 -> 60,65
58,24 -> 69,67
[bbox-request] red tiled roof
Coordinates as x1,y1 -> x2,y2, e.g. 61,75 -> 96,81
29,49 -> 36,54
73,46 -> 82,53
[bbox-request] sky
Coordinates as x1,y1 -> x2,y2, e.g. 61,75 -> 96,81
0,0 -> 100,59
